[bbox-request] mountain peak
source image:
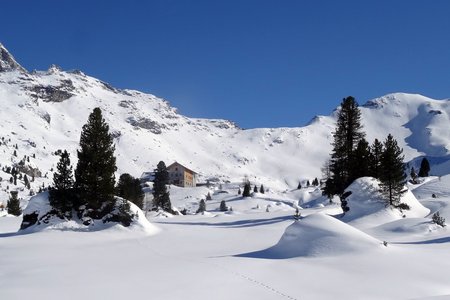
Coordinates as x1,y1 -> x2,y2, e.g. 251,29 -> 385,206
0,43 -> 27,73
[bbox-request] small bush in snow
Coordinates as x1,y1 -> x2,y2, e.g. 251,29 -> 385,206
196,199 -> 206,214
432,212 -> 446,227
219,200 -> 227,212
396,203 -> 410,211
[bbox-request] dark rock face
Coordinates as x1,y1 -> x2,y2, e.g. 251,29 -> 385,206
127,117 -> 167,134
27,79 -> 75,102
0,43 -> 27,73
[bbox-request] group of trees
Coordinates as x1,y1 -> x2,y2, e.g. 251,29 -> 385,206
241,180 -> 265,197
322,96 -> 412,210
48,107 -> 142,225
297,178 -> 319,189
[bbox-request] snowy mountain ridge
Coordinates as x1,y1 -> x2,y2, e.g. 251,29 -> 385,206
1,43 -> 450,206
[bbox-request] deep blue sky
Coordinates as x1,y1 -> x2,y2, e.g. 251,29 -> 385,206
2,1 -> 450,128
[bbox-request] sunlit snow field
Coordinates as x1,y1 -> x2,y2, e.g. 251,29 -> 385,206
2,176 -> 450,300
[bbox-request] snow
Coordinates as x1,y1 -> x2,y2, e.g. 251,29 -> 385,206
239,212 -> 382,258
341,177 -> 430,229
2,177 -> 450,299
1,48 -> 450,299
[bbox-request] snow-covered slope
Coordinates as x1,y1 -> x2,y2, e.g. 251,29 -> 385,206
1,43 -> 450,208
341,177 -> 430,229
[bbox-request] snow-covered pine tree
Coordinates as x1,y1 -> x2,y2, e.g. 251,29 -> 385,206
259,184 -> 265,194
379,134 -> 407,207
253,185 -> 258,193
75,107 -> 117,219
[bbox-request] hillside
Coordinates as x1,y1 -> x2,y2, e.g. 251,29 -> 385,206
1,42 -> 450,208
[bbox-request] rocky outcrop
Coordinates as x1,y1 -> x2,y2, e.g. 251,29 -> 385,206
0,43 -> 27,73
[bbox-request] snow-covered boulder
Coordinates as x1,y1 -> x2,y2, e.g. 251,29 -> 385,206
20,192 -> 158,234
341,177 -> 430,229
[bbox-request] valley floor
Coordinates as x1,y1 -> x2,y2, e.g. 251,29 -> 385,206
1,178 -> 450,299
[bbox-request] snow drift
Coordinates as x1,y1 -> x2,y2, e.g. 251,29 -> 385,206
341,177 -> 430,229
238,213 -> 382,258
20,192 -> 159,234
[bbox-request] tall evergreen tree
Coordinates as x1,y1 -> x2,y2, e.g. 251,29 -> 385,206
116,173 -> 144,209
418,157 -> 431,177
49,150 -> 74,215
152,161 -> 172,212
350,138 -> 371,180
369,138 -> 383,179
324,96 -> 365,196
75,107 -> 117,218
7,191 -> 21,216
253,185 -> 258,193
379,134 -> 407,207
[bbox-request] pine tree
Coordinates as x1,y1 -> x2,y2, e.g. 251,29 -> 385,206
116,173 -> 144,209
152,161 -> 172,212
49,150 -> 74,215
306,180 -> 310,187
259,184 -> 265,194
196,199 -> 206,214
418,157 -> 430,177
350,138 -> 371,180
242,182 -> 251,197
24,174 -> 29,188
206,192 -> 212,200
410,167 -> 417,183
253,185 -> 258,193
369,138 -> 383,178
379,134 -> 407,207
7,191 -> 21,216
297,182 -> 302,189
74,107 -> 117,219
324,96 -> 365,196
238,187 -> 241,195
